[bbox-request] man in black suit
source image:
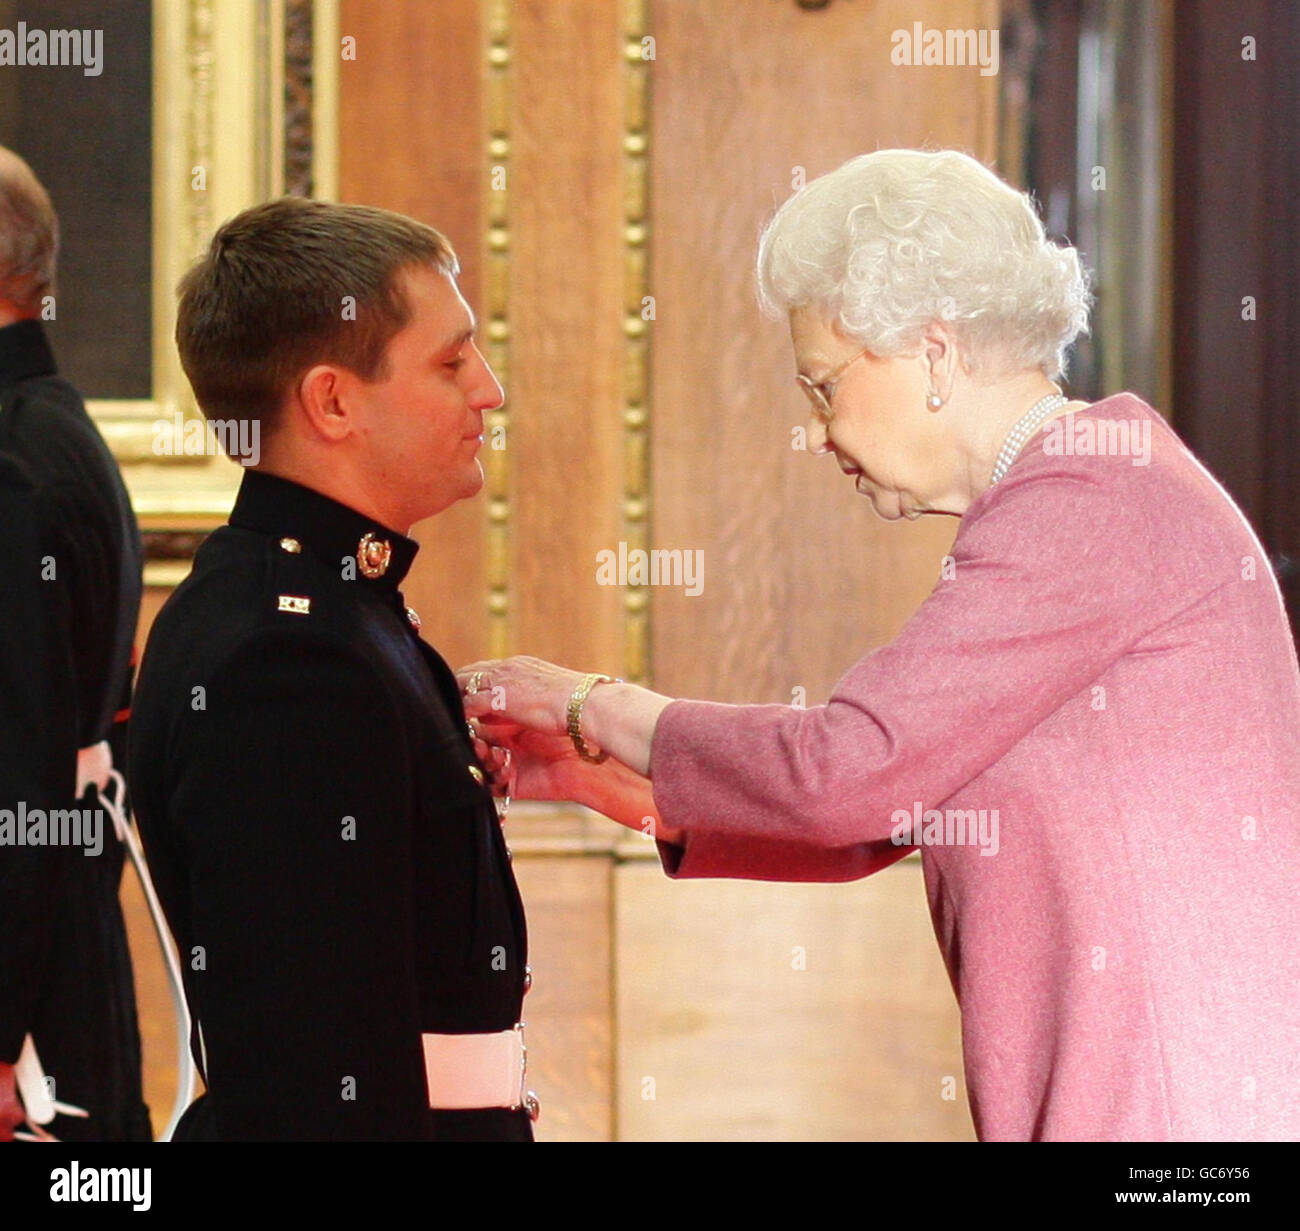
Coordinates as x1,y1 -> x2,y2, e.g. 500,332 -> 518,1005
0,147 -> 148,1142
128,197 -> 533,1141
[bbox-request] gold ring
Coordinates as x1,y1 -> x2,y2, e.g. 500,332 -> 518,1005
467,671 -> 486,695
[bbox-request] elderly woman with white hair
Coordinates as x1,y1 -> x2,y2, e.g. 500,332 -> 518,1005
458,149 -> 1300,1142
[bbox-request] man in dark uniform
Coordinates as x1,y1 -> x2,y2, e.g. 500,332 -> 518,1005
128,197 -> 533,1141
0,147 -> 149,1142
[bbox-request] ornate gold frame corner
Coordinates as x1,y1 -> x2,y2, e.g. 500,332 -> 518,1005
93,0 -> 338,585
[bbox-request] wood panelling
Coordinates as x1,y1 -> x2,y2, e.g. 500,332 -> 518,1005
615,857 -> 974,1141
510,852 -> 614,1141
648,0 -> 995,704
507,0 -> 626,673
338,0 -> 489,668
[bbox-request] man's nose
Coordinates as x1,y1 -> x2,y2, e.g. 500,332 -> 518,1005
478,371 -> 505,412
470,350 -> 506,412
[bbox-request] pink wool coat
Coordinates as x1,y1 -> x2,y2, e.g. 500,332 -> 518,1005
649,392 -> 1300,1141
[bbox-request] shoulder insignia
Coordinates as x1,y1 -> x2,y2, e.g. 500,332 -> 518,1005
277,594 -> 311,615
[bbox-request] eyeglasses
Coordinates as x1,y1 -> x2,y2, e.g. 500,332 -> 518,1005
795,348 -> 869,422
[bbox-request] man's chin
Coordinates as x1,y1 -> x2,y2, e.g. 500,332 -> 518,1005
410,465 -> 485,525
465,458 -> 486,496
444,461 -> 487,504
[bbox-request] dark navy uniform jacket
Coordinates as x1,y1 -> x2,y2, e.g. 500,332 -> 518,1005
129,467 -> 531,1141
0,319 -> 148,1141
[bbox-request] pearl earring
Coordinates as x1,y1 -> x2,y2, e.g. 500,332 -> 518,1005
927,393 -> 944,410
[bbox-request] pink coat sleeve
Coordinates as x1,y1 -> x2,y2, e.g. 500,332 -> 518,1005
649,455 -> 1217,879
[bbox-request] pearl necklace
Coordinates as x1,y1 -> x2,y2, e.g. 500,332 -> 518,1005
988,392 -> 1069,487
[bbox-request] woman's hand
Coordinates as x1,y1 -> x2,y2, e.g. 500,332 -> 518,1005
470,716 -> 584,804
469,714 -> 683,846
456,655 -> 674,777
456,655 -> 588,736
0,1061 -> 24,1141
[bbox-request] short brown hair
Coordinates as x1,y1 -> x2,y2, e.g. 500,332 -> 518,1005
0,145 -> 59,312
176,197 -> 458,433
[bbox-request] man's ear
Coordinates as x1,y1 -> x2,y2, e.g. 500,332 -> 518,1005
295,363 -> 354,443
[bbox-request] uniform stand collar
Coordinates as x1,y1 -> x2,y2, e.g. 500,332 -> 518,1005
229,467 -> 419,590
0,319 -> 57,387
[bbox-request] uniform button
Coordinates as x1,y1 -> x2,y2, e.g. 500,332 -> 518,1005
523,965 -> 533,994
468,764 -> 485,786
279,537 -> 301,553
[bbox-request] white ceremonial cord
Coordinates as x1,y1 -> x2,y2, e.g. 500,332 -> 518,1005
97,768 -> 197,1142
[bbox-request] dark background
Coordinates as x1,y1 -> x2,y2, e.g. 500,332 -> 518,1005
0,0 -> 152,399
1011,0 -> 1300,643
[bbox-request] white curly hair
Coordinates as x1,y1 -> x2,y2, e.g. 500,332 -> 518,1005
756,149 -> 1092,382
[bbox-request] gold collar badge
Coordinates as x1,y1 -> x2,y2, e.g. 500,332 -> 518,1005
357,531 -> 392,579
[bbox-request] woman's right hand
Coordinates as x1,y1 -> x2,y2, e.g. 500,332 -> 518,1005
473,716 -> 585,804
473,716 -> 682,845
0,1061 -> 25,1142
